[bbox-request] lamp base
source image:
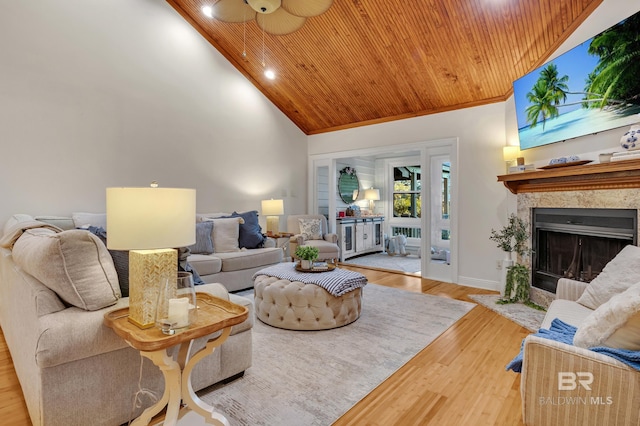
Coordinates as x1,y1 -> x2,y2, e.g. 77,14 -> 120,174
266,216 -> 280,235
128,248 -> 177,329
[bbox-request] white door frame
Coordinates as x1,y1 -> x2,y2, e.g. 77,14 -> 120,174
308,138 -> 459,284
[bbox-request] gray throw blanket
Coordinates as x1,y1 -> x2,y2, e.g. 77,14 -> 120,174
253,262 -> 367,296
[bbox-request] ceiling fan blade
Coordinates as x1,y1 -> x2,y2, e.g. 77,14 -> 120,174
213,0 -> 256,23
281,0 -> 333,17
256,7 -> 306,35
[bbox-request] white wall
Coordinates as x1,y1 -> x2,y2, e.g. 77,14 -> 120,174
0,0 -> 307,230
309,103 -> 507,289
309,0 -> 640,290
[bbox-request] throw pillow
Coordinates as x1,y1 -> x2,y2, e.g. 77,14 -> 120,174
188,221 -> 214,254
72,212 -> 107,229
298,218 -> 322,240
577,245 -> 640,310
222,211 -> 265,249
574,281 -> 640,350
12,228 -> 121,311
208,217 -> 244,253
86,226 -> 131,297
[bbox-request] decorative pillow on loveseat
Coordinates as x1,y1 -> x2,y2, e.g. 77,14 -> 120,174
12,228 -> 121,311
205,217 -> 245,253
188,221 -> 214,254
574,281 -> 640,350
222,211 -> 265,249
577,245 -> 640,310
298,218 -> 322,241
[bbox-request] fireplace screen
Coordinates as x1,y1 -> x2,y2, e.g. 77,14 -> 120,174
532,208 -> 637,293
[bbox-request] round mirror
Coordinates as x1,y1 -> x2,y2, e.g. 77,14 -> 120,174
338,169 -> 359,204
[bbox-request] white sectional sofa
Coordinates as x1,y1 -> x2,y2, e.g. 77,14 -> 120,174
0,213 -> 265,426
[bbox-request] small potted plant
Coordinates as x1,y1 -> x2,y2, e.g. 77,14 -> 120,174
295,245 -> 319,269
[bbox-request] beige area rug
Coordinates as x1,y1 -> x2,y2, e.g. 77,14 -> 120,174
198,284 -> 475,426
341,252 -> 422,273
469,294 -> 546,332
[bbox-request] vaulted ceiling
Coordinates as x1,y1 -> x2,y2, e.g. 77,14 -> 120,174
168,0 -> 603,135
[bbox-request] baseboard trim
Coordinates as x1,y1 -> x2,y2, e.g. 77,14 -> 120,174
457,276 -> 499,292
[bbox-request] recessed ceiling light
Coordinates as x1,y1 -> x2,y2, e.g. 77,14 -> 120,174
202,6 -> 213,18
264,69 -> 276,80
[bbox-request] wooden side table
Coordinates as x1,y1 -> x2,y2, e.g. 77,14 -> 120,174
104,293 -> 248,426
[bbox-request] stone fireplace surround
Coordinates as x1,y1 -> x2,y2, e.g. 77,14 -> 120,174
498,159 -> 640,307
517,189 -> 640,307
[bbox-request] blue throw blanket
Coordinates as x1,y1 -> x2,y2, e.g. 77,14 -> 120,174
506,318 -> 640,373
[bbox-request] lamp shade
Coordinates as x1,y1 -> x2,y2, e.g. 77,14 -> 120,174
364,188 -> 380,201
261,199 -> 284,216
503,146 -> 520,161
106,187 -> 196,250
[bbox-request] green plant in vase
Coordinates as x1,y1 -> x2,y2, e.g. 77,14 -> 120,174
295,245 -> 319,269
489,214 -> 544,310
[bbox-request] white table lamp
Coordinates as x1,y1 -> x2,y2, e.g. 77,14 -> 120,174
261,199 -> 284,234
107,185 -> 196,328
364,188 -> 380,212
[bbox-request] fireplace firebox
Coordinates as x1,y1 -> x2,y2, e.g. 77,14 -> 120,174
532,208 -> 637,293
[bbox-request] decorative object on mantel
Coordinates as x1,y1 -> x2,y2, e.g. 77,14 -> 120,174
538,159 -> 592,169
489,214 -> 544,310
619,124 -> 640,150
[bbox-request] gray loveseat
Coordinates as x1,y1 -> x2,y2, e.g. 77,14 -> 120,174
0,214 -> 256,426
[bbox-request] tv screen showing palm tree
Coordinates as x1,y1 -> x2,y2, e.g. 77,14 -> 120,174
513,10 -> 640,150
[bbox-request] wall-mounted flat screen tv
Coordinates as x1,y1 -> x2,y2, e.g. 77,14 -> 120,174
513,10 -> 640,150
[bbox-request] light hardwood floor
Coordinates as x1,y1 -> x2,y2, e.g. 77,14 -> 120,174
0,265 -> 529,426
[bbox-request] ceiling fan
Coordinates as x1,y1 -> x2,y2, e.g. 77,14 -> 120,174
207,0 -> 334,35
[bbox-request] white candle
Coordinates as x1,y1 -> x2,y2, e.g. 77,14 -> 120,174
168,298 -> 189,328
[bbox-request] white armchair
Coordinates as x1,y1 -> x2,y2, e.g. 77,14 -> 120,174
286,214 -> 340,263
520,278 -> 640,425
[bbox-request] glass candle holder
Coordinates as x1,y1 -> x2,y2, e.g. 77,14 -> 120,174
155,271 -> 197,335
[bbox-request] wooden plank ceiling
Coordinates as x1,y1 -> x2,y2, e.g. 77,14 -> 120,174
168,0 -> 602,135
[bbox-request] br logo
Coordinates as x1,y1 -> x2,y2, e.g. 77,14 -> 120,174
558,372 -> 593,391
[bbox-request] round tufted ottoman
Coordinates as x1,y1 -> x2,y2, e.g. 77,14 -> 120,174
254,274 -> 363,330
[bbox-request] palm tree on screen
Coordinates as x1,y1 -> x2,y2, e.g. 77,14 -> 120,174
525,64 -> 569,129
584,12 -> 640,109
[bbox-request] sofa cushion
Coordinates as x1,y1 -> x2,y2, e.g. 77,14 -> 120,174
208,217 -> 244,253
222,211 -> 265,249
188,254 -> 223,276
188,221 -> 214,254
298,218 -> 322,240
36,298 -> 130,368
541,299 -> 593,330
215,247 -> 283,272
577,245 -> 640,310
12,228 -> 121,311
574,281 -> 640,351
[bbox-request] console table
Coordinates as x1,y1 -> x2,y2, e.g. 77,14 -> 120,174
337,216 -> 384,261
103,293 -> 248,426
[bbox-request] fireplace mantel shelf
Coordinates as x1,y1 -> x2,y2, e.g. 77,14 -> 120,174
497,158 -> 640,194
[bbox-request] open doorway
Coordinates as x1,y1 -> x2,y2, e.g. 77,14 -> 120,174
309,138 -> 458,283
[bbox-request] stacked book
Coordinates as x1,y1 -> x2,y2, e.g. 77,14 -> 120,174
611,151 -> 640,162
509,164 -> 535,173
312,262 -> 329,271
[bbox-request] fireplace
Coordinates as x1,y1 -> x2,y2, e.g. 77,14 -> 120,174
532,208 -> 637,293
